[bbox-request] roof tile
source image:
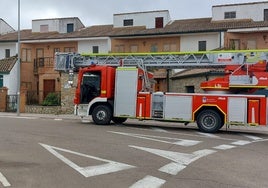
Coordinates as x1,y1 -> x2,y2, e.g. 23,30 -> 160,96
1,17 -> 268,41
0,56 -> 17,73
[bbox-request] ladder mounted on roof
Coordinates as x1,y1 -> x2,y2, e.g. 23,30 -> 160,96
54,50 -> 268,72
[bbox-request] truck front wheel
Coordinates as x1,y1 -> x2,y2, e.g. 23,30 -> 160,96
112,117 -> 127,124
196,109 -> 222,133
92,105 -> 112,125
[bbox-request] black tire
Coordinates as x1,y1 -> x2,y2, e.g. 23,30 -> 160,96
196,109 -> 222,133
112,117 -> 127,124
92,105 -> 112,125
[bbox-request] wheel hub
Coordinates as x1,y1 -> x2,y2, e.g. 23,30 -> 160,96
203,116 -> 215,128
96,111 -> 106,120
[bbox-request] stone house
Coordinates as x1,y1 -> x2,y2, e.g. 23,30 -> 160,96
170,69 -> 225,93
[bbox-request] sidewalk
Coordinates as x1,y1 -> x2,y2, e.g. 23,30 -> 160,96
0,112 -> 80,120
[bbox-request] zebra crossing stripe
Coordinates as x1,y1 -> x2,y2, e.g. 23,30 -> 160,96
159,162 -> 186,175
129,175 -> 166,188
231,140 -> 251,146
213,144 -> 236,150
0,172 -> 10,187
242,134 -> 263,141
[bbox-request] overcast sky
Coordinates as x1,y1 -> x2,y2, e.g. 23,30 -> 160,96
0,0 -> 266,30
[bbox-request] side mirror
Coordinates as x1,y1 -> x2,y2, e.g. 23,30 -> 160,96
68,69 -> 74,86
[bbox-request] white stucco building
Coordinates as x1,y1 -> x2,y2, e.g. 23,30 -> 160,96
212,1 -> 268,21
113,10 -> 171,29
0,18 -> 15,35
0,19 -> 16,60
32,17 -> 84,33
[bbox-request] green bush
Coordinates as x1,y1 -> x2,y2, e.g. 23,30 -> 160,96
42,93 -> 60,106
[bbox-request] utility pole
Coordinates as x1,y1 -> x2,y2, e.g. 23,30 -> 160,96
17,0 -> 21,116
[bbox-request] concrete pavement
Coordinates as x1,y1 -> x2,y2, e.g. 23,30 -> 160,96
0,112 -> 268,133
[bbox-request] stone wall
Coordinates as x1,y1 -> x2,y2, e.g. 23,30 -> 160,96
25,105 -> 61,114
60,72 -> 78,114
170,75 -> 220,93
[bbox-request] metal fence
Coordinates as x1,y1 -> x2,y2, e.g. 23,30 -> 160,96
26,90 -> 61,105
6,95 -> 18,112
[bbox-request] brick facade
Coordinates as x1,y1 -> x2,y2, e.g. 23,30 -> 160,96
0,87 -> 8,111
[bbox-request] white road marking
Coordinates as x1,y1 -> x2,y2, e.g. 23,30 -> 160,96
0,115 -> 38,120
197,132 -> 220,138
81,119 -> 91,123
54,118 -> 62,121
231,140 -> 251,146
241,134 -> 263,141
129,175 -> 166,188
109,131 -> 201,146
173,140 -> 201,146
0,172 -> 11,187
252,138 -> 268,143
129,145 -> 216,175
213,144 -> 236,150
40,143 -> 135,177
151,127 -> 168,133
159,162 -> 186,175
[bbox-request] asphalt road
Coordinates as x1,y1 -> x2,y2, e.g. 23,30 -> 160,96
0,114 -> 267,188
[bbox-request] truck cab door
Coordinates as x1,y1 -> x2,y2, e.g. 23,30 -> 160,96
81,71 -> 101,103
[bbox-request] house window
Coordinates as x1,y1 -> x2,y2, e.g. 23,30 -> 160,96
130,45 -> 138,53
264,9 -> 268,21
36,48 -> 44,58
163,43 -> 177,52
247,40 -> 256,50
54,48 -> 60,54
115,45 -> 125,53
64,47 -> 75,52
21,48 -> 32,62
224,11 -> 236,19
36,48 -> 44,67
150,44 -> 158,52
40,25 -> 49,32
155,17 -> 164,28
21,82 -> 32,90
92,46 -> 99,53
186,85 -> 195,93
229,39 -> 240,50
5,49 -> 10,58
67,23 -> 74,33
0,75 -> 3,87
123,19 -> 133,26
198,41 -> 207,51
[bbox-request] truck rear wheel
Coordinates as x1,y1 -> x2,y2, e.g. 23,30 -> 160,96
196,109 -> 222,133
92,105 -> 112,125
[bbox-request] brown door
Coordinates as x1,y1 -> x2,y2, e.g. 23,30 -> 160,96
43,79 -> 55,99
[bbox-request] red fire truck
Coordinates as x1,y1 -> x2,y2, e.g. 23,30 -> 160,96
55,50 -> 268,133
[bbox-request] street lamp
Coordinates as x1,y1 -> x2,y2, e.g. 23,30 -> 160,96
17,0 -> 21,116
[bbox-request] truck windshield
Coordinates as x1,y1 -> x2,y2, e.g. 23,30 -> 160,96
81,71 -> 101,103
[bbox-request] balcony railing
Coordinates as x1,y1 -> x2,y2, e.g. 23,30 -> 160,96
34,57 -> 54,73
